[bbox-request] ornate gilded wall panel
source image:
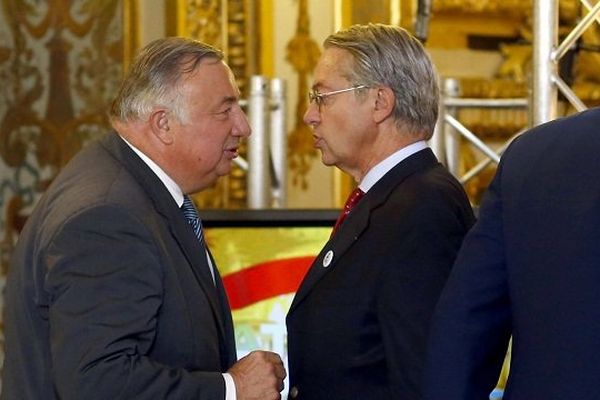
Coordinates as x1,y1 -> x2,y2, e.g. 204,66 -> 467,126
433,0 -> 531,15
286,0 -> 321,191
0,0 -> 138,375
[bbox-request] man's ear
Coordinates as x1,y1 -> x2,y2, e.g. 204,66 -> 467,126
149,109 -> 173,144
373,87 -> 395,124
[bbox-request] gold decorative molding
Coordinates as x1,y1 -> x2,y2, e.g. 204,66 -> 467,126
0,0 -> 136,218
432,0 -> 531,15
166,0 -> 226,49
286,0 -> 321,190
572,23 -> 600,108
0,1 -> 134,171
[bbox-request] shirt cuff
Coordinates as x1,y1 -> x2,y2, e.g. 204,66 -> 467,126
223,372 -> 237,400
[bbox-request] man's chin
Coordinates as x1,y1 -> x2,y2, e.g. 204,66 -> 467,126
216,162 -> 233,177
320,153 -> 335,167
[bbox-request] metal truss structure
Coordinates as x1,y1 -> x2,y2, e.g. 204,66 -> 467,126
238,76 -> 288,209
433,0 -> 600,186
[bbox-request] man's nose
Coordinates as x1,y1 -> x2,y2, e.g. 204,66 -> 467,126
303,101 -> 320,127
234,107 -> 251,137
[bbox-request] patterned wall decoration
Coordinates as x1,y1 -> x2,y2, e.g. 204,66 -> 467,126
0,0 -> 137,378
286,0 -> 321,191
433,0 -> 531,14
166,0 -> 256,209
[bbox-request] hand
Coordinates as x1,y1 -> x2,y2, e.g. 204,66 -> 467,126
228,350 -> 286,400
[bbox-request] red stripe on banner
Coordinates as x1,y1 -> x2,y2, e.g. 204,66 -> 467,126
222,256 -> 315,310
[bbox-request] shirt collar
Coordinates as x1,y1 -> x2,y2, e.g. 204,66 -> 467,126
120,136 -> 185,207
359,140 -> 428,193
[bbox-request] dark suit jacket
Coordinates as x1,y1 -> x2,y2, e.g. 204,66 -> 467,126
424,108 -> 600,400
286,148 -> 475,399
2,133 -> 236,400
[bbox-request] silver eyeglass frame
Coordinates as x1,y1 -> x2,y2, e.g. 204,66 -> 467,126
308,84 -> 368,110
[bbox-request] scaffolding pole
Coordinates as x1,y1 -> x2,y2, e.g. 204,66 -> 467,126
532,0 -> 559,126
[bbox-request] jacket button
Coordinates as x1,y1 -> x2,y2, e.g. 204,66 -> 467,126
289,386 -> 299,398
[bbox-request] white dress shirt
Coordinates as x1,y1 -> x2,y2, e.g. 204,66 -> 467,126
359,140 -> 428,192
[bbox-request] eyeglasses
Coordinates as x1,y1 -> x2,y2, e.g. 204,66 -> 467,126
308,85 -> 367,110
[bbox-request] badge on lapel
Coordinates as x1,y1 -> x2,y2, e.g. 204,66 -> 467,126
322,250 -> 334,268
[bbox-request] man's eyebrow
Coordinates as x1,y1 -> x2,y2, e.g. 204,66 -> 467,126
311,82 -> 327,92
221,96 -> 239,105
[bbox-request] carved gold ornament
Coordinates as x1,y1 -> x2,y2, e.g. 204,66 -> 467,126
286,0 -> 321,190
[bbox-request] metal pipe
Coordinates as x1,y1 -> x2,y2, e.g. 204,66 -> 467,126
233,156 -> 248,171
269,78 -> 287,208
445,114 -> 501,164
460,130 -> 524,184
442,78 -> 462,177
247,76 -> 271,209
414,0 -> 432,43
551,73 -> 588,112
581,0 -> 600,22
430,106 -> 446,166
552,0 -> 600,62
532,0 -> 558,126
444,98 -> 528,108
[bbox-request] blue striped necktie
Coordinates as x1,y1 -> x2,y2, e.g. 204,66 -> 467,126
181,195 -> 204,243
181,195 -> 217,285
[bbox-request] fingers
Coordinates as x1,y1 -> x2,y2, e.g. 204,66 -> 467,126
265,351 -> 287,381
228,351 -> 287,400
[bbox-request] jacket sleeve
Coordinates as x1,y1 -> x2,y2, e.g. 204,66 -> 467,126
43,204 -> 225,400
423,160 -> 512,400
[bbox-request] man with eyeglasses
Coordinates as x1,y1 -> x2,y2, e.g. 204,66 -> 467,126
286,23 -> 475,399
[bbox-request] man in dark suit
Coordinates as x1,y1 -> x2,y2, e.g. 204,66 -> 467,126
2,37 -> 285,400
285,24 -> 475,399
424,107 -> 600,399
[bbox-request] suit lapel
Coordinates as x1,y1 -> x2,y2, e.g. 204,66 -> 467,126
289,207 -> 369,312
100,133 -> 231,350
210,248 -> 238,368
288,148 -> 440,313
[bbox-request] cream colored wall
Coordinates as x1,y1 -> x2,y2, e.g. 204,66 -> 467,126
139,0 -> 166,45
429,49 -> 503,79
271,1 -> 336,208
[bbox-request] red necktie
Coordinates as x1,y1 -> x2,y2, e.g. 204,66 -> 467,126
331,187 -> 365,236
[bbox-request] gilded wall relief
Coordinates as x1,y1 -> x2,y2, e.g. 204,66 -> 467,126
0,0 -> 137,266
286,0 -> 321,190
167,0 -> 254,209
166,0 -> 226,49
433,0 -> 531,15
571,20 -> 600,108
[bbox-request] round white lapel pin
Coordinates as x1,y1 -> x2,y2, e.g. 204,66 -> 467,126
323,250 -> 334,267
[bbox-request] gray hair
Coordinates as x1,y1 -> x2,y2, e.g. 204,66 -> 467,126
110,37 -> 224,123
324,23 -> 439,139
